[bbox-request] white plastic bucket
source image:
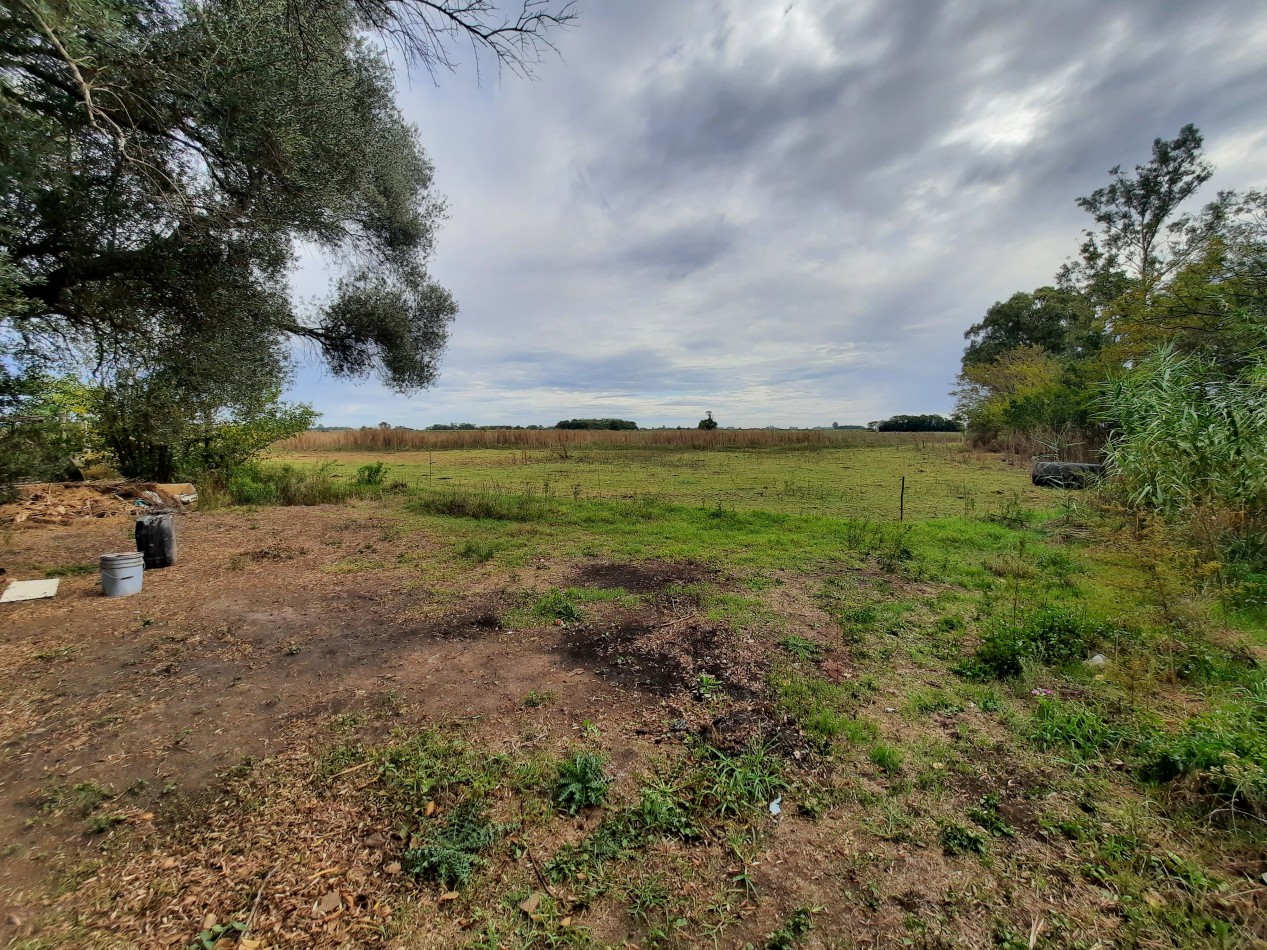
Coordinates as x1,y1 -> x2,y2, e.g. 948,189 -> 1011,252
100,552 -> 144,597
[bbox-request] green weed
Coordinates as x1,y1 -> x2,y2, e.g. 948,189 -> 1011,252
554,752 -> 611,815
40,562 -> 95,578
778,635 -> 825,662
764,907 -> 814,949
1028,699 -> 1125,762
869,743 -> 904,774
775,675 -> 876,750
939,821 -> 988,856
401,798 -> 504,888
457,539 -> 500,563
532,589 -> 584,623
958,606 -> 1104,679
966,795 -> 1015,838
410,489 -> 549,521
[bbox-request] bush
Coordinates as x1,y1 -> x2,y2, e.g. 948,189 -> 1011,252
222,463 -> 378,506
355,461 -> 388,486
957,606 -> 1103,679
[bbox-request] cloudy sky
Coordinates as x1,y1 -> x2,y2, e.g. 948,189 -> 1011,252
288,0 -> 1267,428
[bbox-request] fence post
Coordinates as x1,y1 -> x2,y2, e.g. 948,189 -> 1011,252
899,476 -> 905,522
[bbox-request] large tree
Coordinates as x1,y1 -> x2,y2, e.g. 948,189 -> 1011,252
0,0 -> 573,391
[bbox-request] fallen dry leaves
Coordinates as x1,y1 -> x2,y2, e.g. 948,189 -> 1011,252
38,747 -> 428,948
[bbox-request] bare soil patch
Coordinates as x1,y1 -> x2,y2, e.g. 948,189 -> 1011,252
0,505 -> 709,945
560,613 -> 764,698
567,558 -> 712,594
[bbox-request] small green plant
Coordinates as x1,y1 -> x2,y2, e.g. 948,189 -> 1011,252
189,920 -> 247,950
870,743 -> 904,774
1028,699 -> 1123,761
694,742 -> 787,818
86,811 -> 125,833
940,821 -> 988,856
400,798 -> 504,888
524,689 -> 555,708
457,539 -> 498,563
532,589 -> 584,623
696,673 -> 723,697
40,562 -> 96,578
779,635 -> 825,662
764,907 -> 814,949
957,606 -> 1104,679
967,794 -> 1015,838
775,675 -> 876,750
410,489 -> 549,521
554,752 -> 611,815
354,461 -> 388,486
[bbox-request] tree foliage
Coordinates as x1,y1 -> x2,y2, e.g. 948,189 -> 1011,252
555,418 -> 637,430
0,0 -> 573,481
956,125 -> 1263,455
1,0 -> 464,391
868,414 -> 962,433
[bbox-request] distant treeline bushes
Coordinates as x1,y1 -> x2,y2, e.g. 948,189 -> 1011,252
868,414 -> 962,433
555,418 -> 638,430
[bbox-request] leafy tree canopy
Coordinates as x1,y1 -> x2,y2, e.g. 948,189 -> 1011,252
555,418 -> 637,430
868,414 -> 962,433
0,0 -> 572,482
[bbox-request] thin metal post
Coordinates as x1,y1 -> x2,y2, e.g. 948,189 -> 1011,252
899,476 -> 905,522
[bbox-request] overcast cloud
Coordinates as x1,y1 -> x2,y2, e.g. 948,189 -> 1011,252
288,0 -> 1267,428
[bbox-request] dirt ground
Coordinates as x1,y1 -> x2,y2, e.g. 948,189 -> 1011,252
2,501 -> 1260,949
0,504 -> 820,946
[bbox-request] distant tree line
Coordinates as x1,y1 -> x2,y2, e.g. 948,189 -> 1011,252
555,419 -> 638,430
868,414 -> 963,433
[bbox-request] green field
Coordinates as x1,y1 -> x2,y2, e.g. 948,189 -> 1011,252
272,439 -> 1043,521
156,440 -> 1267,944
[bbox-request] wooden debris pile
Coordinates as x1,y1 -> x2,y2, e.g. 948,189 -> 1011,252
0,481 -> 194,527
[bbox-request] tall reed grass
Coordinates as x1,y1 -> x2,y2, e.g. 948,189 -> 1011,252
275,428 -> 960,453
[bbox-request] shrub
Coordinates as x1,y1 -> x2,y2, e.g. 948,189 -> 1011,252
355,461 -> 388,486
957,606 -> 1103,679
224,463 -> 364,506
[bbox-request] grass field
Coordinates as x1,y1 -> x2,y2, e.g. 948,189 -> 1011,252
4,438 -> 1265,948
270,436 -> 1038,522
